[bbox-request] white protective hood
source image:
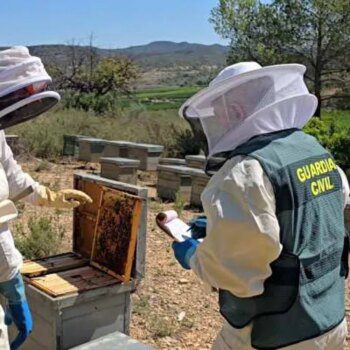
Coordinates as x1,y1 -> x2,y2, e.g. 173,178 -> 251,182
180,62 -> 318,157
0,46 -> 60,129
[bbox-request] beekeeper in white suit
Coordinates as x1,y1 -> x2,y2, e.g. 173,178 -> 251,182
0,46 -> 92,350
172,62 -> 350,349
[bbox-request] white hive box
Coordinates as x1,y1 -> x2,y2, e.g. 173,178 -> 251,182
127,143 -> 164,171
156,165 -> 204,202
63,135 -> 86,157
103,141 -> 135,158
78,138 -> 107,162
185,155 -> 206,169
190,169 -> 210,208
159,158 -> 186,166
100,157 -> 140,185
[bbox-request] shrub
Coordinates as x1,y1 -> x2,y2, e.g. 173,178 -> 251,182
327,132 -> 350,170
13,216 -> 65,259
168,126 -> 202,158
304,117 -> 350,170
64,91 -> 123,114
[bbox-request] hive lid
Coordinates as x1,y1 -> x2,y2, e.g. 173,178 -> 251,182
185,154 -> 206,162
103,140 -> 135,146
100,157 -> 140,167
130,143 -> 164,152
157,164 -> 206,176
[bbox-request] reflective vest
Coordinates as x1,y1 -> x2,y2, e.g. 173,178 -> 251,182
218,129 -> 348,349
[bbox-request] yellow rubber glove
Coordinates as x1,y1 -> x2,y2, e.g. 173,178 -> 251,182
36,186 -> 92,209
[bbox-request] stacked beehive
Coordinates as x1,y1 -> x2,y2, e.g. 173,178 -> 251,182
100,157 -> 140,185
127,143 -> 164,171
157,165 -> 193,201
63,135 -> 86,157
78,138 -> 107,162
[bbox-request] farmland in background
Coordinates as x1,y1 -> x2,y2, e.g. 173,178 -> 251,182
9,84 -> 350,161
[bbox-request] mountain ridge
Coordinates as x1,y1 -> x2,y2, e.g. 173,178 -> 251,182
1,41 -> 229,87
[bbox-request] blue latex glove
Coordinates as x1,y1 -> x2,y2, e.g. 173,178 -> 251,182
0,272 -> 33,350
188,216 -> 207,240
172,238 -> 199,270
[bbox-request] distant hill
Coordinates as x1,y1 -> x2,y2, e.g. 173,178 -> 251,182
21,41 -> 229,88
26,41 -> 228,68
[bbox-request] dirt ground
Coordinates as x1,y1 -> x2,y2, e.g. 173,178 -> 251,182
14,158 -> 350,349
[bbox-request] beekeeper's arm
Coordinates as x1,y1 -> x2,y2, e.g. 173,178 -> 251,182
0,131 -> 92,209
0,131 -> 37,200
188,156 -> 282,297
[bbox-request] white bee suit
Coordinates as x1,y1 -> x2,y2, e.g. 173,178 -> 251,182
181,62 -> 350,349
0,130 -> 40,350
189,156 -> 349,349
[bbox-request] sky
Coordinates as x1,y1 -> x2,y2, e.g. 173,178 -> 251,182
0,1 -> 228,48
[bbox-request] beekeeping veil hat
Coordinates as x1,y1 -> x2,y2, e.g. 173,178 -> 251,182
179,62 -> 317,158
0,46 -> 60,129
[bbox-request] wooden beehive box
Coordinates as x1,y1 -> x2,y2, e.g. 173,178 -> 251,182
12,174 -> 148,349
21,173 -> 146,297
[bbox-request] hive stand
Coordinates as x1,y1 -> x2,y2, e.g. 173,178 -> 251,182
102,141 -> 135,158
78,138 -> 107,162
9,174 -> 148,350
100,157 -> 140,185
159,158 -> 186,166
63,135 -> 86,157
127,143 -> 164,171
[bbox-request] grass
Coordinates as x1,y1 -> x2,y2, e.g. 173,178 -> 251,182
9,107 -> 187,159
133,294 -> 151,316
149,315 -> 176,338
174,191 -> 186,217
13,216 -> 65,260
34,159 -> 52,172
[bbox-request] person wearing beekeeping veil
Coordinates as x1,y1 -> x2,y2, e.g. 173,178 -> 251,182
0,46 -> 92,350
172,62 -> 350,349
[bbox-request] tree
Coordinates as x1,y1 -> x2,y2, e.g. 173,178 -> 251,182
48,36 -> 138,96
210,0 -> 350,116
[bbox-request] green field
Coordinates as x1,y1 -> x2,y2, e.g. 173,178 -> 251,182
9,84 -> 350,161
133,87 -> 350,128
125,86 -> 202,110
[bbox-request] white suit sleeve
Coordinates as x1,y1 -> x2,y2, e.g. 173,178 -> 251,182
190,156 -> 282,298
337,166 -> 350,207
0,131 -> 38,199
